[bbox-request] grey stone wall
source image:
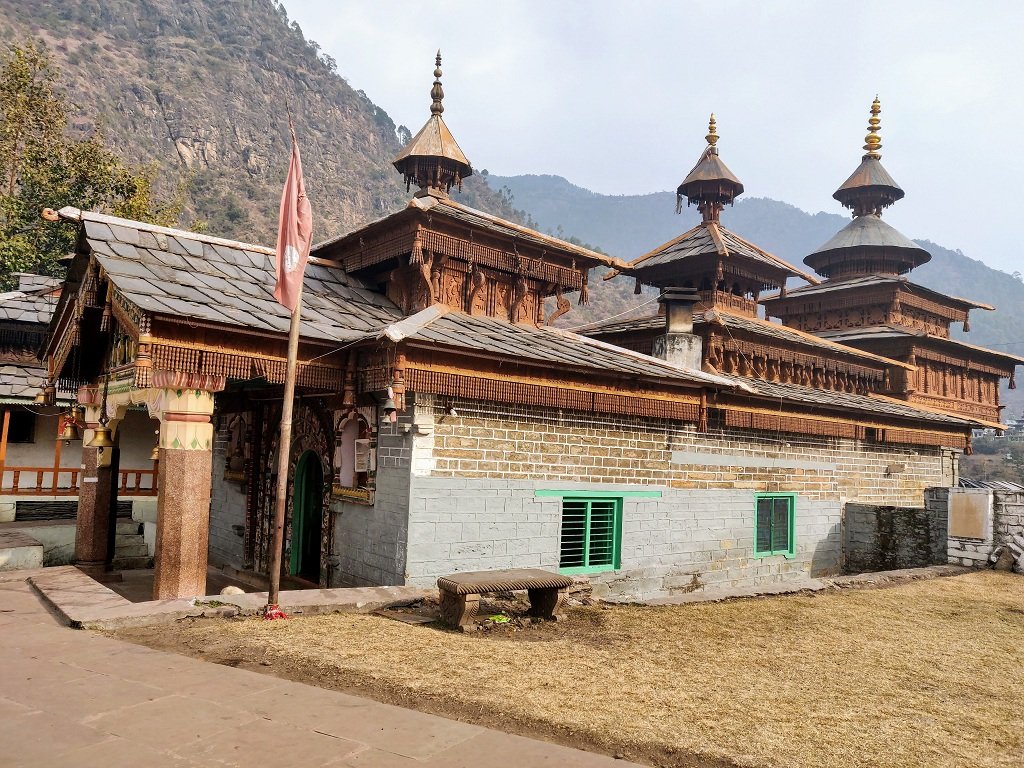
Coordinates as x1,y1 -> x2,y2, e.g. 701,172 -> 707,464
330,402 -> 411,587
208,424 -> 246,569
938,487 -> 1024,567
842,503 -> 947,573
405,476 -> 841,600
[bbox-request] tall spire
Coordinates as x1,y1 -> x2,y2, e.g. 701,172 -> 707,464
676,113 -> 744,222
430,50 -> 444,116
392,51 -> 472,197
832,97 -> 904,217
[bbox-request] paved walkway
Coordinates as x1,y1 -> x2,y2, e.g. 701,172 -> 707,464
0,577 -> 640,767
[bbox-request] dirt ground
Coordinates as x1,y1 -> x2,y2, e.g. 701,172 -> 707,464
109,571 -> 1024,768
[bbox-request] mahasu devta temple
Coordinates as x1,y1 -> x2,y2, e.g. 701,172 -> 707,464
40,60 -> 1019,600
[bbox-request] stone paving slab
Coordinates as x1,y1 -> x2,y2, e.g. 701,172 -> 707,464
0,530 -> 44,571
20,565 -> 432,629
0,580 -> 641,767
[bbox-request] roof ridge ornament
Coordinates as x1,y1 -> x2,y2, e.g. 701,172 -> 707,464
863,96 -> 882,158
430,51 -> 444,116
705,113 -> 719,150
676,113 -> 743,221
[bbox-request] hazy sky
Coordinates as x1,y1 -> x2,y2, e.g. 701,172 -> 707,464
287,0 -> 1024,274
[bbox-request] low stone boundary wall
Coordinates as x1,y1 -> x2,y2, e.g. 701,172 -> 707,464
843,502 -> 946,573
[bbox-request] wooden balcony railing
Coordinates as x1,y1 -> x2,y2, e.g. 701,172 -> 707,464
0,466 -> 158,496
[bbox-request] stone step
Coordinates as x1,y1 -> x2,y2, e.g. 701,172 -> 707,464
114,532 -> 145,544
111,554 -> 152,570
115,521 -> 142,535
113,542 -> 149,558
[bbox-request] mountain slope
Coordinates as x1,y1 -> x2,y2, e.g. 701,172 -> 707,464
0,0 -> 523,244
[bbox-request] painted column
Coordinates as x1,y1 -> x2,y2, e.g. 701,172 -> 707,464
73,396 -> 115,580
148,374 -> 223,600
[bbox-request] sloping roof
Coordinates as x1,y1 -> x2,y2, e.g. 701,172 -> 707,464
731,376 -> 978,427
616,221 -> 818,285
764,274 -> 993,311
834,155 -> 904,203
393,114 -> 471,170
56,208 -> 402,341
314,193 -> 624,271
819,325 -> 1024,365
371,305 -> 741,388
804,215 -> 930,271
0,363 -> 71,404
959,478 -> 1024,491
578,310 -> 912,370
0,291 -> 58,325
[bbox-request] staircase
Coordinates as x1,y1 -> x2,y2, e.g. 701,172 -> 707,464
112,520 -> 152,570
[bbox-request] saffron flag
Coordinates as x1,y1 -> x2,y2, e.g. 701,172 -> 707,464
274,121 -> 313,312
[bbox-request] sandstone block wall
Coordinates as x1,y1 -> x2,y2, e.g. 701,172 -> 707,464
843,502 -> 947,573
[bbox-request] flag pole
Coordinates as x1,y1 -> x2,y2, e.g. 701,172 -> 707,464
266,288 -> 302,616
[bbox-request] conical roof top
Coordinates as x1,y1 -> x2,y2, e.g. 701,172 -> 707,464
804,214 -> 930,278
393,52 -> 472,195
676,115 -> 744,219
832,98 -> 904,215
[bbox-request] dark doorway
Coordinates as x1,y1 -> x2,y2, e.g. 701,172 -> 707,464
290,450 -> 323,582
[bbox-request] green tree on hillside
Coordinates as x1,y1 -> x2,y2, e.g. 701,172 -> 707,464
0,41 -> 184,288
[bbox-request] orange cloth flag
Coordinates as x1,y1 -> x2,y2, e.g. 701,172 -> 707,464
273,122 -> 313,312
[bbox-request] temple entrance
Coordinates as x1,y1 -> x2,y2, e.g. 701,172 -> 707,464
290,450 -> 323,582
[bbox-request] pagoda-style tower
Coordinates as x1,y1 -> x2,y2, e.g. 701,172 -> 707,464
617,115 -> 815,318
764,99 -> 1023,424
316,53 -> 620,325
590,117 -> 902,395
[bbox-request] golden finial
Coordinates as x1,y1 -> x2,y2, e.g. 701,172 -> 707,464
863,96 -> 882,157
430,50 -> 444,116
705,113 -> 719,147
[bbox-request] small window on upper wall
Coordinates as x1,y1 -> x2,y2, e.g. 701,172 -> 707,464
6,410 -> 35,444
754,494 -> 795,558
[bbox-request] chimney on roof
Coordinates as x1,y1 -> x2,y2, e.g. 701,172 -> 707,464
652,287 -> 702,370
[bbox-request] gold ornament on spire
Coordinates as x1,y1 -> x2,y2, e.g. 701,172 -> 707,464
863,96 -> 882,157
705,113 -> 719,147
430,50 -> 444,116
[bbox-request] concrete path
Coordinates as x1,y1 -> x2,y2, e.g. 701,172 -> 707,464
0,578 -> 641,767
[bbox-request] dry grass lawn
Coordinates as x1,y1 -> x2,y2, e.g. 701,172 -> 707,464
116,571 -> 1024,767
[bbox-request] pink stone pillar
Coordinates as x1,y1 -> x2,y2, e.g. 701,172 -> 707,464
148,379 -> 221,600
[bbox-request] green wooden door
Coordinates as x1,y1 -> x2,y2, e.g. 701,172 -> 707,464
290,451 -> 323,581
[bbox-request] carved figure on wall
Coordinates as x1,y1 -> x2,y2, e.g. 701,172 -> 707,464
430,252 -> 449,305
511,273 -> 529,323
546,286 -> 571,326
467,264 -> 487,315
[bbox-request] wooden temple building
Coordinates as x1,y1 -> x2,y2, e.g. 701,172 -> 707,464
38,60 -> 1004,601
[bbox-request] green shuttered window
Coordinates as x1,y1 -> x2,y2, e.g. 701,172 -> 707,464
559,497 -> 622,574
754,494 -> 795,558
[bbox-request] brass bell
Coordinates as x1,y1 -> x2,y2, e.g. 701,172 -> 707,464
87,424 -> 116,452
149,444 -> 160,462
33,389 -> 47,405
58,420 -> 81,444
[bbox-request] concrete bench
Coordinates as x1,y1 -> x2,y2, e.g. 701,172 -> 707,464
437,568 -> 574,631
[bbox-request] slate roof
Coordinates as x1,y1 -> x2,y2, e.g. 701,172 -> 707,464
372,305 -> 741,388
314,194 -> 624,270
0,363 -> 71,404
0,290 -> 58,325
764,274 -> 993,311
56,208 -> 402,341
731,376 -> 977,427
616,221 -> 818,286
819,326 -> 1024,365
804,215 -> 930,272
578,310 -> 910,369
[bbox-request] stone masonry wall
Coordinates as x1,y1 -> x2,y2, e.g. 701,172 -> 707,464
402,395 -> 954,598
843,502 -> 947,573
208,424 -> 246,569
330,402 -> 412,587
935,487 -> 1024,567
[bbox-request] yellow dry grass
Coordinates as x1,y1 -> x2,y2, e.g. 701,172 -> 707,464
195,572 -> 1023,767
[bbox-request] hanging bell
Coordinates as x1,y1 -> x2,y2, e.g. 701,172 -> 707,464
382,397 -> 398,423
58,420 -> 81,444
87,424 -> 116,452
33,389 -> 47,405
149,444 -> 160,462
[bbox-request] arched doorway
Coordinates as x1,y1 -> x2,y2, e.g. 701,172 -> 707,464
290,450 -> 323,582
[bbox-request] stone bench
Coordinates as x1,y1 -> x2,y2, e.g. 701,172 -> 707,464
437,568 -> 574,631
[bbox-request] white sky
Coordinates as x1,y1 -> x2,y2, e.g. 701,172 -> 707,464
287,0 -> 1024,274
